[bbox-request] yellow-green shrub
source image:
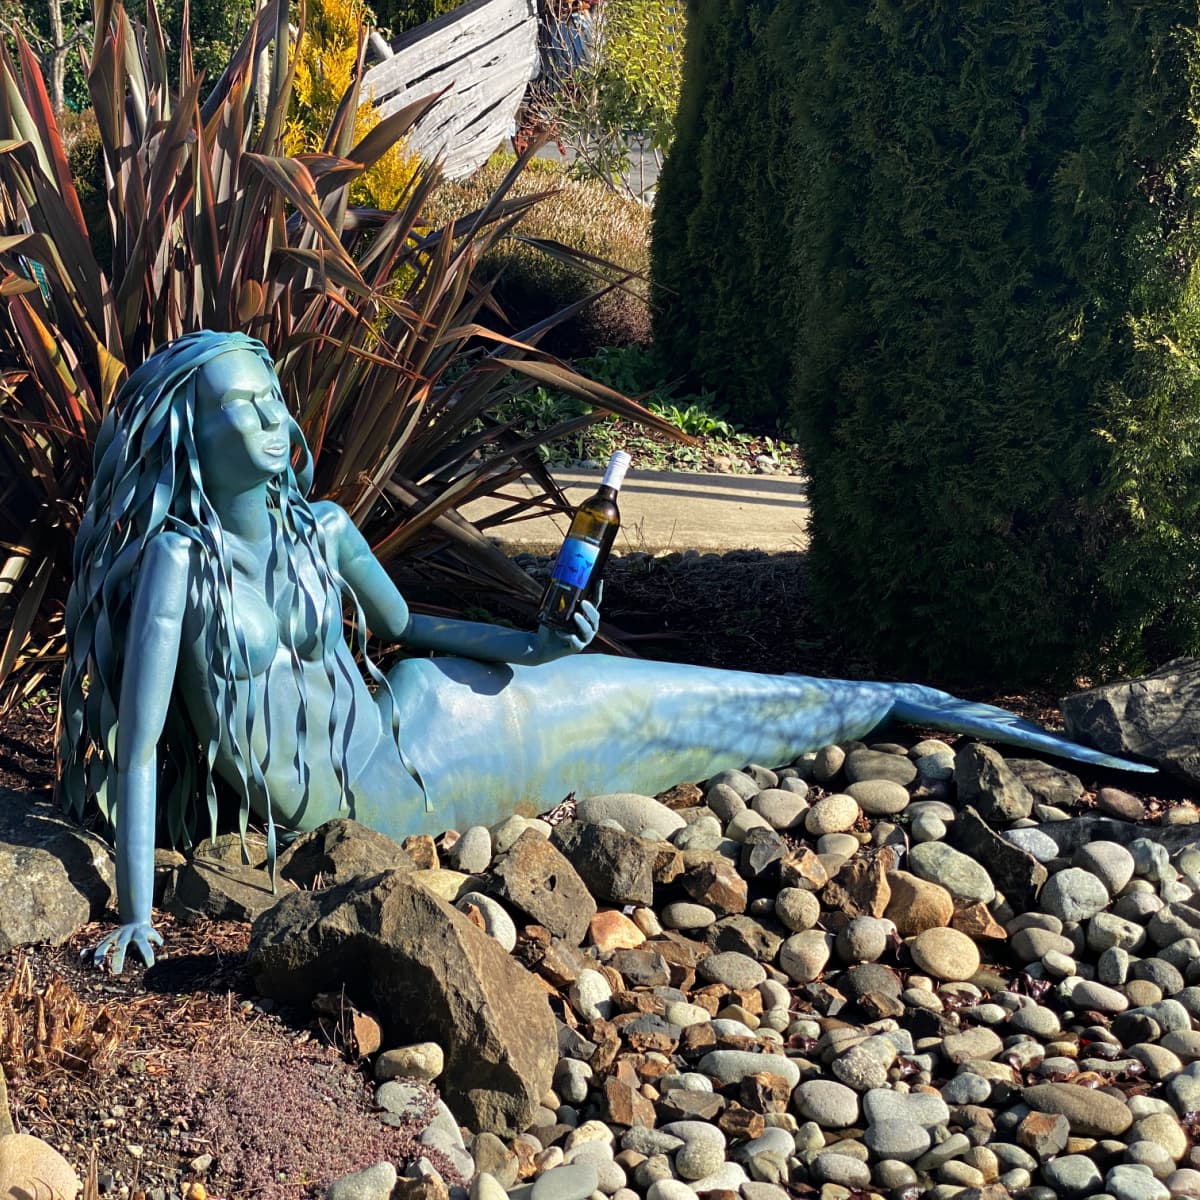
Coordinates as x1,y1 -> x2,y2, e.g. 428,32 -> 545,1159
285,0 -> 421,210
59,108 -> 111,273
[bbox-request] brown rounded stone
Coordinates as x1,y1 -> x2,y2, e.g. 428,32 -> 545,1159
908,926 -> 981,981
885,870 -> 954,935
0,1134 -> 80,1200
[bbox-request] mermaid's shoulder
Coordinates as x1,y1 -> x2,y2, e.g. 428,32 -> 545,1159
309,498 -> 353,536
143,526 -> 197,566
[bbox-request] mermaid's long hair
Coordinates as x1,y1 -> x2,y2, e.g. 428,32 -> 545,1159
59,330 -> 371,859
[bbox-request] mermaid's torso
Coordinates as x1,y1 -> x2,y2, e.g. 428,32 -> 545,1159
170,522 -> 421,830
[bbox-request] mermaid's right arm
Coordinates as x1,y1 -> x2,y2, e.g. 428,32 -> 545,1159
94,532 -> 191,973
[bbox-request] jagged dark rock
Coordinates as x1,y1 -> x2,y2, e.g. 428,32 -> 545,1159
0,790 -> 115,952
1062,657 -> 1200,784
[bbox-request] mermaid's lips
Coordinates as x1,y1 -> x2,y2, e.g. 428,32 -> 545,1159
263,442 -> 289,455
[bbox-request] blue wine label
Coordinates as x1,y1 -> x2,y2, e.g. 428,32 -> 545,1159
551,535 -> 601,589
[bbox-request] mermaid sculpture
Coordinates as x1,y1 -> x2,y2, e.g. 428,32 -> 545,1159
60,331 -> 1153,972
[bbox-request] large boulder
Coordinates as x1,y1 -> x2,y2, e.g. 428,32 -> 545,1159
168,858 -> 296,923
0,791 -> 115,952
1062,658 -> 1200,784
165,831 -> 295,922
248,870 -> 556,1134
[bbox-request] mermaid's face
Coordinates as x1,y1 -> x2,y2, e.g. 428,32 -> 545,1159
193,350 -> 292,489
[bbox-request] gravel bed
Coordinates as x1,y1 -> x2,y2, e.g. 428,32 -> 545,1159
310,735 -> 1200,1200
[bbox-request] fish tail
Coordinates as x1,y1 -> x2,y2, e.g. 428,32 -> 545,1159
887,683 -> 1156,774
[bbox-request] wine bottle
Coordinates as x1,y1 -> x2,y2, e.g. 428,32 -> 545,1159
537,450 -> 631,630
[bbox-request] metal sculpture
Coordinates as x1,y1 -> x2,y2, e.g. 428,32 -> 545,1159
60,332 -> 1153,972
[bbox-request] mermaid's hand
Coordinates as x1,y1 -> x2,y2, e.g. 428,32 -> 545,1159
94,920 -> 163,974
535,586 -> 602,660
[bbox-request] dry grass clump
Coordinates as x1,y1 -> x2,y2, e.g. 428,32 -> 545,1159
429,155 -> 652,355
0,952 -> 129,1079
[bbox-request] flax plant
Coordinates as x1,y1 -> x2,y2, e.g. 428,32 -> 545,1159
0,0 -> 678,711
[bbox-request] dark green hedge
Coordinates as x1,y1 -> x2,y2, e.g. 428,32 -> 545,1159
655,0 -> 1200,681
649,0 -> 793,428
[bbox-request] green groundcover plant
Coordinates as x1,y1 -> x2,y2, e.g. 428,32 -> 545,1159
0,0 -> 681,712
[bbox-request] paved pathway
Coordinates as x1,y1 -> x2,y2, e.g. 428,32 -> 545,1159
458,468 -> 810,555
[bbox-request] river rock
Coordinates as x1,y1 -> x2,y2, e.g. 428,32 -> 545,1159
326,1161 -> 397,1200
0,1134 -> 81,1200
1003,827 -> 1062,862
448,826 -> 493,875
884,870 -> 954,935
751,789 -> 809,830
862,1089 -> 950,1129
846,779 -> 910,816
908,926 -> 981,981
908,841 -> 995,903
249,869 -> 556,1133
792,1080 -> 860,1128
779,930 -> 831,983
455,891 -> 518,952
1022,1083 -> 1133,1137
576,794 -> 686,841
1042,1155 -> 1103,1197
1107,1164 -> 1171,1200
1074,841 -> 1137,896
1040,868 -> 1110,923
805,795 -> 860,836
863,1118 -> 931,1162
845,748 -> 918,786
695,1051 -> 800,1089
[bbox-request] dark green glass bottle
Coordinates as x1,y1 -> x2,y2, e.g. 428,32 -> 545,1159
536,450 -> 631,630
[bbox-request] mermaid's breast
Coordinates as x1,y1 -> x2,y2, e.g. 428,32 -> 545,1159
226,581 -> 280,677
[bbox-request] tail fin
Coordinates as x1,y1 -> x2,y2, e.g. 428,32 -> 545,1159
890,685 -> 1157,774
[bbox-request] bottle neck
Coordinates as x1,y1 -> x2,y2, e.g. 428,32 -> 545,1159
601,451 -> 630,491
596,485 -> 617,501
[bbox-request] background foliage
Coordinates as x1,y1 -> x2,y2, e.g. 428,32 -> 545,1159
538,0 -> 684,195
284,0 -> 421,209
655,0 -> 1200,682
428,152 -> 651,355
370,0 -> 459,35
0,0 -> 91,109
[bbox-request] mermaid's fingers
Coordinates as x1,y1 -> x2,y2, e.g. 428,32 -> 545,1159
133,927 -> 163,969
574,600 -> 601,646
94,923 -> 163,974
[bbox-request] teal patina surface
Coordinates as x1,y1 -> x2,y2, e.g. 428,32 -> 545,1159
60,332 -> 1154,972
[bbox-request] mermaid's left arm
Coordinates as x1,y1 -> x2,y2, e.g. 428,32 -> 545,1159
319,502 -> 598,664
